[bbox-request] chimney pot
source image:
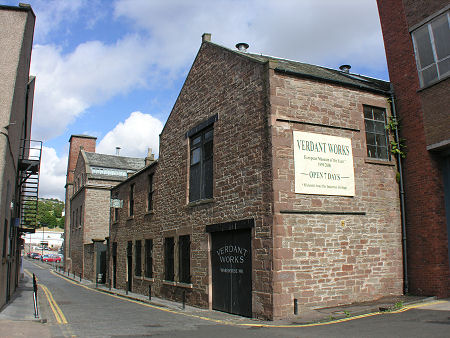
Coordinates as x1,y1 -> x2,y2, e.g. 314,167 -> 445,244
202,33 -> 211,43
339,64 -> 351,73
145,148 -> 155,166
236,42 -> 249,52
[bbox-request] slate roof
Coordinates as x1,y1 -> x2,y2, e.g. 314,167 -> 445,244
251,53 -> 390,93
211,41 -> 390,93
84,152 -> 145,171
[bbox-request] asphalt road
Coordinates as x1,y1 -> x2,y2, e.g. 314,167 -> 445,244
25,259 -> 450,337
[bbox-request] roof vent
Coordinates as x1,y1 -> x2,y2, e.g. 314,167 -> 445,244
236,42 -> 249,52
115,147 -> 121,156
339,64 -> 351,73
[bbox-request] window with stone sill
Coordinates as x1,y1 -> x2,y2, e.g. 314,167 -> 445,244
113,207 -> 119,223
164,237 -> 174,281
129,183 -> 135,217
79,205 -> 83,228
147,174 -> 154,212
189,127 -> 213,202
135,240 -> 142,277
178,235 -> 191,284
145,239 -> 153,278
412,11 -> 450,87
364,105 -> 389,160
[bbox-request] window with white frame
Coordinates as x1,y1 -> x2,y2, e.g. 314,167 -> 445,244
412,11 -> 450,87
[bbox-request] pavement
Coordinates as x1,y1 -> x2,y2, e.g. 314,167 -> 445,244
0,262 -> 444,337
0,270 -> 51,337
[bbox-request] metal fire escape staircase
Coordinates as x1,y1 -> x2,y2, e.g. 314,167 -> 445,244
18,140 -> 42,232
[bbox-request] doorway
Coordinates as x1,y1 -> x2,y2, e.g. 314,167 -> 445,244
209,221 -> 252,317
127,241 -> 132,292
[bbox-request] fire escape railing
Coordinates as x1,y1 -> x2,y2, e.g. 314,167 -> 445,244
18,140 -> 42,231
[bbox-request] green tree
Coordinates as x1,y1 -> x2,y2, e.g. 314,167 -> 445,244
37,198 -> 65,229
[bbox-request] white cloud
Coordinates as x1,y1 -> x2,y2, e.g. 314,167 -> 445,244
114,0 -> 387,74
97,111 -> 163,158
39,146 -> 67,201
30,0 -> 387,142
38,111 -> 163,200
25,0 -> 85,41
30,35 -> 155,141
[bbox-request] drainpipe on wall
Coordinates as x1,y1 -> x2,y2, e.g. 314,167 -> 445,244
389,86 -> 409,294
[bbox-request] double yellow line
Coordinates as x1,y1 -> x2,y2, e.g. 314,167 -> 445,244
24,269 -> 68,324
40,284 -> 68,324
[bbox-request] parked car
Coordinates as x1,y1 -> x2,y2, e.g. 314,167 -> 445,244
41,254 -> 61,263
30,252 -> 41,260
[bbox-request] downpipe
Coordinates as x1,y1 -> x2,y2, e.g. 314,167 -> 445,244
390,87 -> 409,294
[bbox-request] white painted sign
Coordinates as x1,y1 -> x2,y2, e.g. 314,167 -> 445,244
110,199 -> 123,208
293,131 -> 355,196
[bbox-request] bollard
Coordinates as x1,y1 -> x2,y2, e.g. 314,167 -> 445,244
96,274 -> 98,288
126,282 -> 129,295
148,285 -> 151,301
294,298 -> 298,315
33,273 -> 39,318
109,279 -> 112,290
80,273 -> 82,282
182,290 -> 186,310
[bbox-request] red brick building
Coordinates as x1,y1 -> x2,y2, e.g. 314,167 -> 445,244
377,1 -> 450,297
108,34 -> 404,320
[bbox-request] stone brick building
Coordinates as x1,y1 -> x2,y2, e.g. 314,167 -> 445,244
377,1 -> 450,297
0,4 -> 40,310
65,135 -> 148,281
108,34 -> 403,319
64,135 -> 96,272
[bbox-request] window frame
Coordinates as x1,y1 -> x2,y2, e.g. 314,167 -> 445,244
363,105 -> 390,161
178,235 -> 191,284
114,207 -> 119,223
147,174 -> 154,212
164,237 -> 174,281
412,11 -> 450,87
145,239 -> 153,278
79,205 -> 83,228
135,240 -> 142,277
129,183 -> 135,217
189,126 -> 214,202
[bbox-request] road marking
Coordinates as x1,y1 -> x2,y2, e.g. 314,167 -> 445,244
25,259 -> 45,269
24,269 -> 68,325
50,270 -> 448,328
40,284 -> 68,324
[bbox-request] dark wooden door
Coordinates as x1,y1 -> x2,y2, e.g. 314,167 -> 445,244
211,229 -> 252,317
127,241 -> 132,291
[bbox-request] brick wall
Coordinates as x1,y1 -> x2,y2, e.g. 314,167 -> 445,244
64,136 -> 96,270
70,188 -> 84,277
270,70 -> 403,318
108,40 -> 406,319
377,0 -> 450,297
110,42 -> 274,318
421,79 -> 450,148
402,0 -> 447,27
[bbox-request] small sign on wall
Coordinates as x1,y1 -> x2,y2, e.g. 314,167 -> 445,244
293,131 -> 355,196
110,199 -> 123,208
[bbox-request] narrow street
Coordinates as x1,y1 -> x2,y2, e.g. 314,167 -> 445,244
25,259 -> 450,338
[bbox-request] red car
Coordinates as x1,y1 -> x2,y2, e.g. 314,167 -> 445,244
30,252 -> 41,260
41,254 -> 61,262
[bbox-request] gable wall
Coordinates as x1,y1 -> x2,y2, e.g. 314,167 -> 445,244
269,70 -> 403,318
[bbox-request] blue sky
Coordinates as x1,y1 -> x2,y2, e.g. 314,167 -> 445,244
4,0 -> 389,200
